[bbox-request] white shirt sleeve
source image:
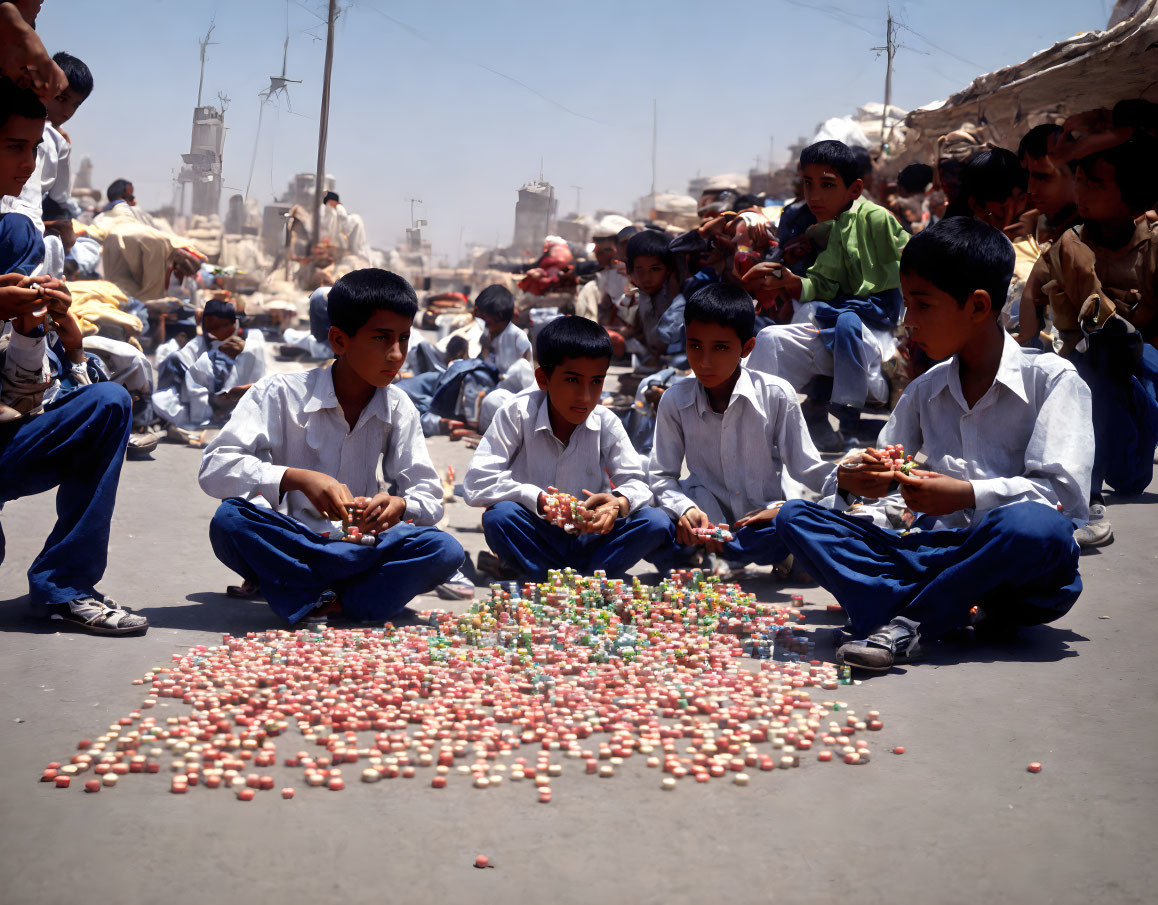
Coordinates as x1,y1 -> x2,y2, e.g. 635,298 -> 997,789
600,414 -> 653,513
648,391 -> 697,520
383,396 -> 444,526
184,352 -> 217,427
462,398 -> 543,512
198,379 -> 288,508
773,390 -> 832,501
971,368 -> 1092,520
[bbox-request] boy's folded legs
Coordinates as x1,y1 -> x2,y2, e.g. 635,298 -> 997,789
482,500 -> 673,582
210,498 -> 464,624
776,499 -> 1082,644
0,383 -> 132,608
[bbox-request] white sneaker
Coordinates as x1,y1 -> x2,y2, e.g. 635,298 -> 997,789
1074,502 -> 1113,549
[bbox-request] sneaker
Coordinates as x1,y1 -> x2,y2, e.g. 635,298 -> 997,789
836,617 -> 922,672
476,550 -> 520,581
435,570 -> 476,600
46,596 -> 148,635
1074,502 -> 1113,549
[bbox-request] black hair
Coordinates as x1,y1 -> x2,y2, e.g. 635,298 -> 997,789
1074,135 -> 1158,215
535,315 -> 612,375
897,163 -> 933,194
731,193 -> 761,211
684,282 -> 756,342
445,335 -> 470,360
848,145 -> 874,181
625,229 -> 673,272
1017,123 -> 1062,161
51,52 -> 93,99
799,140 -> 860,187
473,284 -> 514,323
0,77 -> 46,129
956,148 -> 1027,206
1112,99 -> 1158,133
616,225 -> 639,244
323,191 -> 340,204
107,178 -> 132,202
900,216 -> 1014,318
327,267 -> 418,336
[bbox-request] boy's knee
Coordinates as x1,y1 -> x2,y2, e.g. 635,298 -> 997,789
427,529 -> 465,572
834,310 -> 864,334
85,382 -> 133,421
482,501 -> 524,533
987,503 -> 1075,554
775,498 -> 814,536
631,506 -> 676,541
209,498 -> 247,538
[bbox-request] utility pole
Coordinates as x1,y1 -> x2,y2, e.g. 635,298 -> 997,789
312,0 -> 338,246
570,185 -> 582,214
873,9 -> 898,153
768,136 -> 775,171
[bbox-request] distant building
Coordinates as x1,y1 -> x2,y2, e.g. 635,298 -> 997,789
512,178 -> 556,254
178,104 -> 226,218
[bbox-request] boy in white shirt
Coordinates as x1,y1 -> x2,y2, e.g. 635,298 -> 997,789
199,269 -> 464,624
153,297 -> 266,436
464,315 -> 672,580
649,283 -> 830,571
0,51 -> 91,232
776,218 -> 1092,672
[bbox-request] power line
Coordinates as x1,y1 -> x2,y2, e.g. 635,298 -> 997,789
893,20 -> 987,72
353,0 -> 608,125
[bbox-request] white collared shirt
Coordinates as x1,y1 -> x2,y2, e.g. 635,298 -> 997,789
198,366 -> 444,534
835,332 -> 1093,529
649,367 -> 830,524
153,330 -> 267,429
463,388 -> 652,514
481,321 -> 532,377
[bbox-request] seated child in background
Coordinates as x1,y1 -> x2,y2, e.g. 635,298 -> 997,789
614,229 -> 686,369
0,51 -> 92,234
648,283 -> 830,574
153,296 -> 266,441
744,140 -> 910,448
0,78 -> 143,635
1017,123 -> 1080,247
775,217 -> 1091,673
948,148 -> 1038,333
1022,134 -> 1158,548
463,315 -> 673,581
199,268 -> 464,624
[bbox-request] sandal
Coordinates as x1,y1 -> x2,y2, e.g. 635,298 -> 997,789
226,579 -> 262,599
48,596 -> 148,635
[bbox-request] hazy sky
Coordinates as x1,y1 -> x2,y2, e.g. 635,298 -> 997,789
39,0 -> 1110,261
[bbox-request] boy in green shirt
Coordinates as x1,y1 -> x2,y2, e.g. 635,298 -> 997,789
744,140 -> 909,448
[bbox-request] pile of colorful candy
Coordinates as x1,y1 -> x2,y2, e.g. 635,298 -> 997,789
541,491 -> 585,533
692,525 -> 735,543
883,444 -> 917,475
321,498 -> 378,546
38,570 -> 896,801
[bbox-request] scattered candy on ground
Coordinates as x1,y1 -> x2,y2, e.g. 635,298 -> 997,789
36,569 -> 902,802
474,855 -> 490,869
1027,762 -> 1042,773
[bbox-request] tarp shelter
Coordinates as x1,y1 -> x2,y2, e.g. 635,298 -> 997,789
887,0 -> 1158,168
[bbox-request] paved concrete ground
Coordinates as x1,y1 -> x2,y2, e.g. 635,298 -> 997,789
1,380 -> 1156,905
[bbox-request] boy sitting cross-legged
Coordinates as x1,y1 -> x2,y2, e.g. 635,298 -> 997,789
463,315 -> 673,581
198,268 -> 465,624
775,217 -> 1093,673
648,283 -> 830,574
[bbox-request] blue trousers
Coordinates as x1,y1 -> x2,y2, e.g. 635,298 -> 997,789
648,519 -> 792,572
776,499 -> 1082,640
209,498 -> 465,623
0,383 -> 131,605
813,290 -> 903,409
1073,342 -> 1158,496
482,501 -> 674,581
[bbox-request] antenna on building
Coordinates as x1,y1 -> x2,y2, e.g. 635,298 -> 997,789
196,22 -> 218,108
246,10 -> 302,201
